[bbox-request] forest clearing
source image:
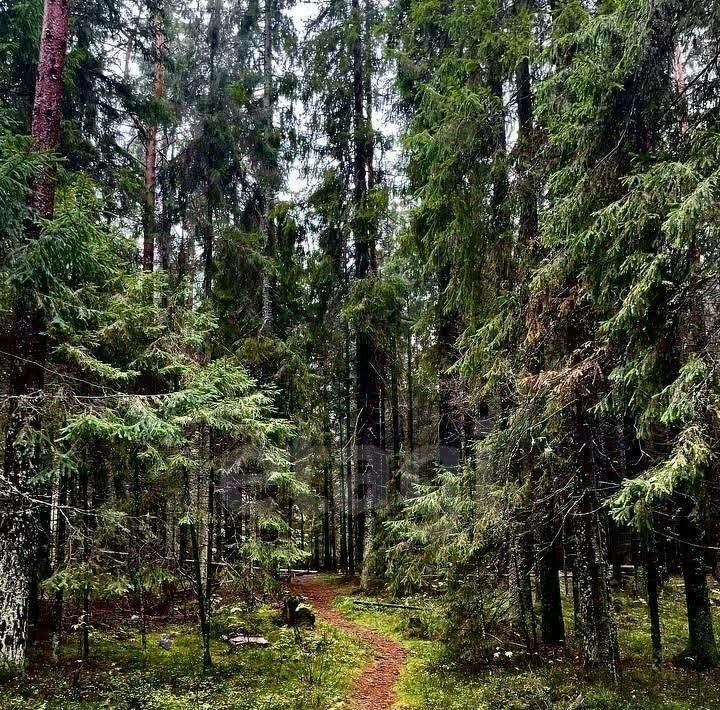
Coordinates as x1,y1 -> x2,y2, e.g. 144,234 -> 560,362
3,0 -> 720,705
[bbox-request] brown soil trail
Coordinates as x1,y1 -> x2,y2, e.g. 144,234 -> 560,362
292,575 -> 408,710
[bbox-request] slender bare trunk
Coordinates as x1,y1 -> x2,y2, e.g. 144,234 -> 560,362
389,349 -> 401,499
142,15 -> 165,272
323,462 -> 331,568
50,475 -> 67,664
79,466 -> 90,662
339,418 -> 348,569
190,520 -> 212,669
203,0 -> 220,297
406,329 -> 414,462
260,0 -> 275,328
345,327 -> 355,575
642,531 -> 662,666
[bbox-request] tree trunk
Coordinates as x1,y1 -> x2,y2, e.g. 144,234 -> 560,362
352,0 -> 380,564
339,422 -> 348,570
355,328 -> 379,565
186,433 -> 213,670
345,326 -> 355,575
204,470 -> 215,667
573,403 -> 620,679
436,268 -> 461,469
323,463 -> 331,569
0,0 -> 69,668
509,521 -> 537,650
131,452 -> 147,652
489,65 -> 509,271
538,521 -> 565,644
515,44 -> 537,251
190,521 -> 212,670
79,464 -> 90,662
142,14 -> 164,272
329,467 -> 337,570
389,348 -> 401,500
203,0 -> 220,297
363,0 -> 374,191
352,0 -> 379,571
260,0 -> 275,328
679,504 -> 717,667
158,136 -> 175,281
406,329 -> 414,463
50,475 -> 67,664
286,496 -> 293,551
642,531 -> 662,667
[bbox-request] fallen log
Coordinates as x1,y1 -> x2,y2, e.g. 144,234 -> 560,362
228,635 -> 269,647
353,600 -> 425,611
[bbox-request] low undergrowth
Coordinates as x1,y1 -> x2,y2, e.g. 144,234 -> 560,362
0,602 -> 366,709
334,579 -> 720,709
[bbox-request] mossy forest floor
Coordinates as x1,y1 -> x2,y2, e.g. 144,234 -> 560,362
333,577 -> 720,709
2,575 -> 720,709
0,587 -> 368,710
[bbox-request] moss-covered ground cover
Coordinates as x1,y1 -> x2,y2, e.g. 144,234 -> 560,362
0,602 -> 367,709
333,580 -> 720,709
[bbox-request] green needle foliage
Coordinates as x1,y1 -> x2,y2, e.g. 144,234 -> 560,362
3,0 -> 720,697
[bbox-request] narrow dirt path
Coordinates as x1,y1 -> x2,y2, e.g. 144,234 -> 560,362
292,575 -> 408,710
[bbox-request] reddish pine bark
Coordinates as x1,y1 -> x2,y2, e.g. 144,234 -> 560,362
29,0 -> 69,220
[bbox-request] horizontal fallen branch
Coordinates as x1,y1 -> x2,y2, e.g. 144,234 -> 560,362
353,600 -> 425,611
228,635 -> 269,647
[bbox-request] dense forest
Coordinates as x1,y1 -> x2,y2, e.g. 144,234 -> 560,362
2,0 -> 720,706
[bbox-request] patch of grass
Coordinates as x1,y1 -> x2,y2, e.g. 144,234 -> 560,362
0,602 -> 367,710
333,580 -> 720,710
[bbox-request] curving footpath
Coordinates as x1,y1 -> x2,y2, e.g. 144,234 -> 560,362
292,575 -> 408,710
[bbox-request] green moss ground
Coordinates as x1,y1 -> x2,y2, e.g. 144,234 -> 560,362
333,580 -> 720,709
4,579 -> 720,709
0,604 -> 367,710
